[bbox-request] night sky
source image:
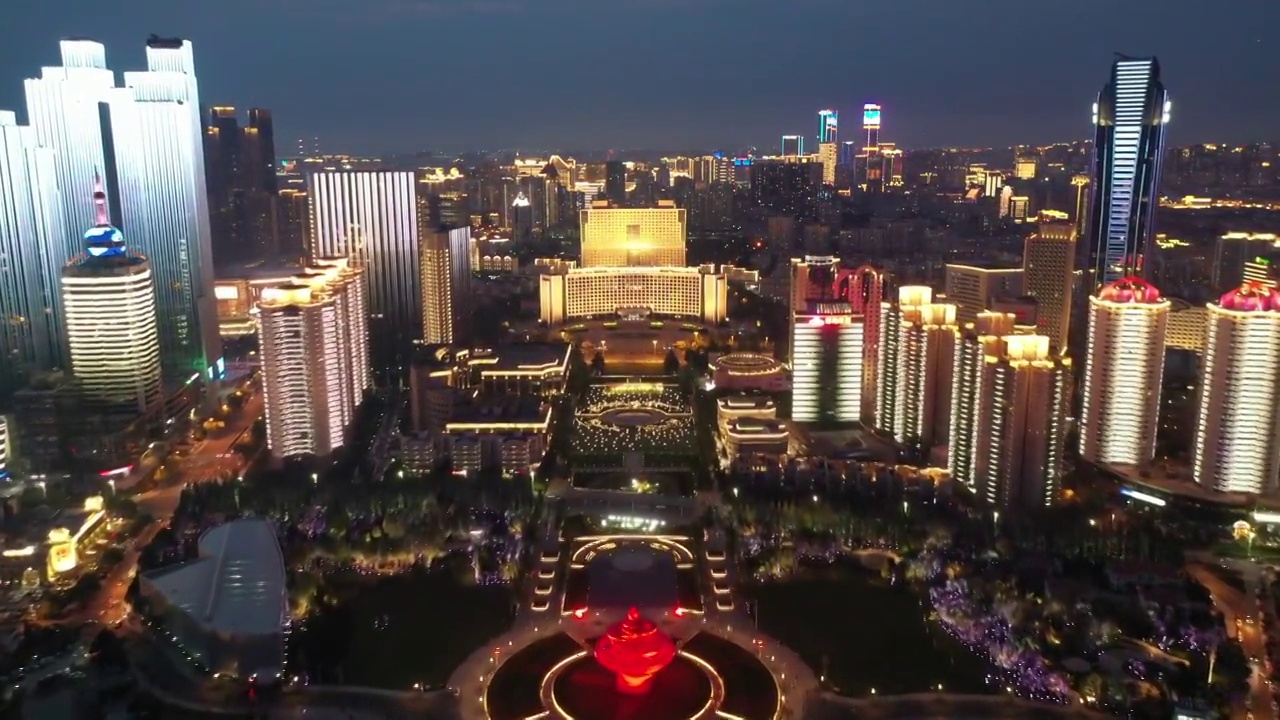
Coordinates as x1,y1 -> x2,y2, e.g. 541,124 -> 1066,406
1,0 -> 1276,154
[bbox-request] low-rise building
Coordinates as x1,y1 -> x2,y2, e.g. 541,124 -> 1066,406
138,518 -> 287,679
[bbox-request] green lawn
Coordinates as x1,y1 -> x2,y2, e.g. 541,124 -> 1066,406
336,569 -> 515,690
740,562 -> 990,696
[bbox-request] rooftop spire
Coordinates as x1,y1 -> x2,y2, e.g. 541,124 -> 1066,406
92,171 -> 108,226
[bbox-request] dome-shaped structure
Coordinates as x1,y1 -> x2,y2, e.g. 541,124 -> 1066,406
1218,281 -> 1280,313
1097,275 -> 1162,304
84,173 -> 126,258
593,607 -> 676,694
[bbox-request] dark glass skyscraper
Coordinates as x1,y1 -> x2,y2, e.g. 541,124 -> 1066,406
1083,55 -> 1170,290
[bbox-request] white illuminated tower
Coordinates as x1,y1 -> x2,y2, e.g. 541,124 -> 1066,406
256,258 -> 370,460
876,286 -> 958,448
949,311 -> 1017,491
107,37 -> 220,380
0,111 -> 67,383
1192,283 -> 1280,494
61,179 -> 162,417
1079,277 -> 1169,466
308,170 -> 422,366
22,40 -> 114,266
420,226 -> 473,344
789,257 -> 862,423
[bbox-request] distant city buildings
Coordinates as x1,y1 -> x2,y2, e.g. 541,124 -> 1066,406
204,106 -> 279,264
1212,232 -> 1280,293
943,264 -> 1024,326
1192,283 -> 1280,494
1079,277 -> 1169,466
256,258 -> 370,461
1083,55 -> 1170,289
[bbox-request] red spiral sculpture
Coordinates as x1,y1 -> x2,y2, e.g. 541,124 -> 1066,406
593,607 -> 677,694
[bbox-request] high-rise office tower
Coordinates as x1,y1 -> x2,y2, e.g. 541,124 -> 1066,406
1192,283 -> 1280,494
604,161 -> 626,206
1022,222 -> 1078,351
817,142 -> 837,186
781,135 -> 804,157
1079,277 -> 1169,466
308,170 -> 422,368
1213,233 -> 1280,293
23,40 -> 115,266
420,226 -> 473,345
107,36 -> 220,381
579,200 -> 686,267
203,106 -> 279,264
875,286 -> 958,448
943,264 -> 1024,326
1071,175 -> 1090,238
256,258 -> 370,460
0,111 -> 66,391
949,311 -> 1017,492
789,257 -> 864,423
275,189 -> 310,259
971,334 -> 1071,511
61,180 -> 162,417
862,103 -> 881,151
1082,55 -> 1170,289
818,109 -> 838,144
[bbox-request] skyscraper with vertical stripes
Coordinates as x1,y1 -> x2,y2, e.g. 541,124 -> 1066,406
1083,55 -> 1170,290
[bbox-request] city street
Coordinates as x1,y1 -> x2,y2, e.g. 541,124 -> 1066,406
1188,558 -> 1276,720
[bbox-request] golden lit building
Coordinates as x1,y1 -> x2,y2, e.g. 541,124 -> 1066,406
949,311 -> 1018,492
1022,222 -> 1077,351
876,286 -> 958,448
943,264 -> 1024,325
579,200 -> 687,267
538,264 -> 727,325
971,334 -> 1071,511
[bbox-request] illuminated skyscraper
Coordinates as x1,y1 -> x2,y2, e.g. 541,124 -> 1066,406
949,311 -> 1017,492
23,40 -> 115,266
256,258 -> 369,460
789,257 -> 862,423
848,266 -> 885,423
61,179 -> 161,417
1213,233 -> 1280,293
971,334 -> 1071,511
107,36 -> 220,380
203,106 -> 279,263
1083,55 -> 1170,289
0,415 -> 8,481
817,142 -> 837,186
579,200 -> 686,267
781,135 -> 804,157
1192,283 -> 1280,494
420,226 -> 472,345
875,286 -> 958,448
943,264 -> 1024,326
862,103 -> 881,150
818,109 -> 838,144
856,104 -> 885,192
0,111 -> 66,390
1022,222 -> 1078,351
308,170 -> 422,367
604,161 -> 626,206
1079,277 -> 1169,466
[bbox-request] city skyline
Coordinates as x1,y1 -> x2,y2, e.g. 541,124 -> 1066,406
1,0 -> 1277,154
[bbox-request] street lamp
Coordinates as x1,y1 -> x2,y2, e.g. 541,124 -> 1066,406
107,479 -> 116,495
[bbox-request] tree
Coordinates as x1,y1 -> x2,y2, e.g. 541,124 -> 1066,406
101,547 -> 126,568
663,349 -> 680,375
590,352 -> 605,375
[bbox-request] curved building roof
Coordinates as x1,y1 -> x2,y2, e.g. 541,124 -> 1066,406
1218,282 -> 1280,312
1098,276 -> 1163,304
142,517 -> 286,638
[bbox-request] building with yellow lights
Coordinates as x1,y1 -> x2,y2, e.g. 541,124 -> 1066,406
1213,232 -> 1280,293
723,418 -> 790,463
538,264 -> 728,325
943,264 -> 1024,326
709,354 -> 788,393
949,312 -> 1017,493
1079,277 -> 1169,466
256,258 -> 370,460
1192,283 -> 1280,494
1022,222 -> 1077,351
579,200 -> 686,268
876,286 -> 958,448
970,334 -> 1071,511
